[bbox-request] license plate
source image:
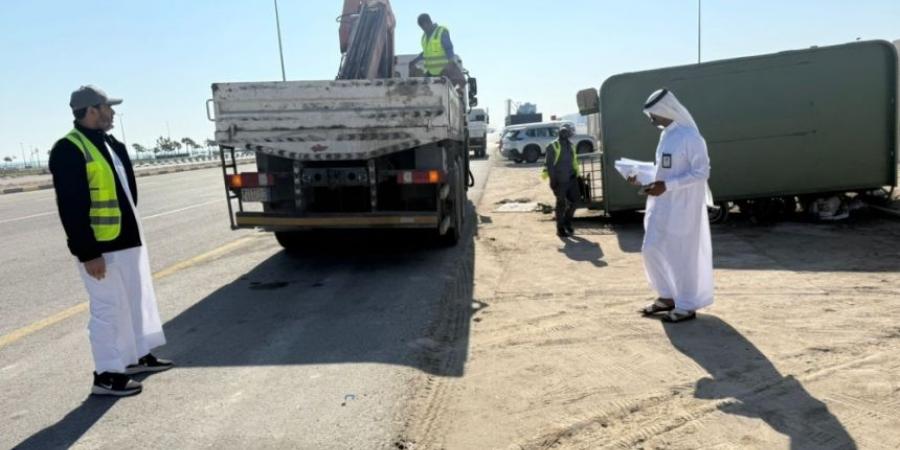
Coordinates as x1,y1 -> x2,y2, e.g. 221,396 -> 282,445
241,187 -> 271,202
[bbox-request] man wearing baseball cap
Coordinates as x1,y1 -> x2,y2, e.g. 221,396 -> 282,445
49,85 -> 172,397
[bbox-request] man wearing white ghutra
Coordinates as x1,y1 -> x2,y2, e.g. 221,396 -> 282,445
633,89 -> 715,323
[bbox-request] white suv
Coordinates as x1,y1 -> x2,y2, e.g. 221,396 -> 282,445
500,121 -> 596,163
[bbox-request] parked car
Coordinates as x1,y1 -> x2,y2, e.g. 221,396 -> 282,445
500,121 -> 596,163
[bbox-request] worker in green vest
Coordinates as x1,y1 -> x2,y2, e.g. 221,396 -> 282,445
542,123 -> 581,237
49,85 -> 172,397
412,13 -> 466,94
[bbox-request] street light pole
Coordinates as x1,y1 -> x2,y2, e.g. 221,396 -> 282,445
274,0 -> 287,81
698,0 -> 702,63
20,143 -> 26,168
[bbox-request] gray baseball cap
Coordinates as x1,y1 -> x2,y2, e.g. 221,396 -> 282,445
69,85 -> 123,110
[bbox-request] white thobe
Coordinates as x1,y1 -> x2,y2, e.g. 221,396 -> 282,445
78,146 -> 165,374
642,124 -> 714,311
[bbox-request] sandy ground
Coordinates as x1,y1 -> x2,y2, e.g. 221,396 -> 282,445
399,157 -> 900,450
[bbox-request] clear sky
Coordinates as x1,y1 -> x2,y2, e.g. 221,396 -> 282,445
1,0 -> 898,162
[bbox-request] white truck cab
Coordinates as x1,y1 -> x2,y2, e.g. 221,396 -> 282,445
467,108 -> 489,158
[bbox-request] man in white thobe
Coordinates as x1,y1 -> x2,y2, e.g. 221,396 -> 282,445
635,89 -> 714,323
50,86 -> 173,396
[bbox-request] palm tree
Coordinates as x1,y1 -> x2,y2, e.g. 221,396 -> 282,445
205,138 -> 217,157
156,136 -> 178,157
132,143 -> 147,161
181,137 -> 200,155
132,143 -> 145,153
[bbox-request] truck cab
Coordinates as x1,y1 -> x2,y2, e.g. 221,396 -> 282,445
467,108 -> 489,158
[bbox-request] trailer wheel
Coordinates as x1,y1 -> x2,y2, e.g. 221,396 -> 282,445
749,198 -> 783,225
782,196 -> 798,217
523,145 -> 541,163
576,142 -> 593,154
708,202 -> 731,224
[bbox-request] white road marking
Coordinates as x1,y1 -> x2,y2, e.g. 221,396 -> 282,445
0,197 -> 222,225
0,211 -> 56,225
142,198 -> 222,220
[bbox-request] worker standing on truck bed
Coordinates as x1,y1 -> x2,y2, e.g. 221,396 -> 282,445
49,85 -> 173,397
634,89 -> 714,323
542,123 -> 580,238
412,13 -> 466,93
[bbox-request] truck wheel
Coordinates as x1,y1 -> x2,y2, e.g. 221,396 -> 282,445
275,231 -> 309,253
523,145 -> 541,163
577,142 -> 593,154
439,159 -> 465,246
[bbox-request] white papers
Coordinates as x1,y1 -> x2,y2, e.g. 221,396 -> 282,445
614,158 -> 657,185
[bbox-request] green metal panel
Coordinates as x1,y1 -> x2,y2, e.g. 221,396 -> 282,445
599,40 -> 898,211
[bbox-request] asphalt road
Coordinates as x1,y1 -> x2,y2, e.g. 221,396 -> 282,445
0,152 -> 493,449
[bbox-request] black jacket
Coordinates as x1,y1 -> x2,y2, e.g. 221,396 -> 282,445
544,138 -> 577,183
49,122 -> 141,262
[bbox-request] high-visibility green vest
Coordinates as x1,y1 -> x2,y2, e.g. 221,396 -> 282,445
548,140 -> 580,176
64,129 -> 122,241
421,25 -> 450,76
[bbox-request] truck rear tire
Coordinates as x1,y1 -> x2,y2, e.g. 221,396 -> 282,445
275,231 -> 309,253
438,159 -> 465,246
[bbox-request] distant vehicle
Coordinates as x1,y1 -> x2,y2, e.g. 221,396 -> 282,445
500,121 -> 596,163
467,108 -> 489,158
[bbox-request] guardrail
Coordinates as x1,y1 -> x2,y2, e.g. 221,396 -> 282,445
1,155 -> 255,195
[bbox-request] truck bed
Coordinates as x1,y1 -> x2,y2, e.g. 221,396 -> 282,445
210,78 -> 465,161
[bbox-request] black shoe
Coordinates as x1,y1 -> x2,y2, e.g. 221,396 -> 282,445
92,371 -> 142,397
565,225 -> 575,235
126,353 -> 174,375
557,228 -> 570,238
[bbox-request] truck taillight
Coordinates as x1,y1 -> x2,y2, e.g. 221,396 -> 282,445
226,173 -> 275,189
396,170 -> 444,184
